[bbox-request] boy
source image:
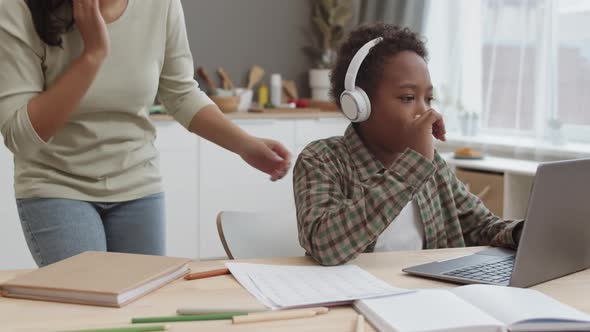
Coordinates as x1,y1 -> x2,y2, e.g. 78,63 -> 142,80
293,24 -> 523,266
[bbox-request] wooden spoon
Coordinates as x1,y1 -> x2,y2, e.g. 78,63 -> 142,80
247,65 -> 265,90
195,67 -> 217,94
217,67 -> 235,90
282,80 -> 298,100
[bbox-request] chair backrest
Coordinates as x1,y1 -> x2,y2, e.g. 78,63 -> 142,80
216,211 -> 305,260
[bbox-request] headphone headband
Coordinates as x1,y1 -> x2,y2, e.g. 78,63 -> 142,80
343,37 -> 383,92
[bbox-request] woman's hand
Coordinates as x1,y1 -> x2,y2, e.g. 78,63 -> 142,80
239,137 -> 292,181
74,0 -> 110,61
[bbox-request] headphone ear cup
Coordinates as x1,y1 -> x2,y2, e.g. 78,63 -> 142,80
354,88 -> 371,122
340,88 -> 371,122
340,90 -> 360,122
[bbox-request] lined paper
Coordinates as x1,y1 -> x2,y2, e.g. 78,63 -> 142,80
226,263 -> 409,309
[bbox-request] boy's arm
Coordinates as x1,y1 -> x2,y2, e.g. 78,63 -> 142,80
438,154 -> 523,248
293,148 -> 436,266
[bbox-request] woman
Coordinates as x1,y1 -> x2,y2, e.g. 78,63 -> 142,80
0,0 -> 291,267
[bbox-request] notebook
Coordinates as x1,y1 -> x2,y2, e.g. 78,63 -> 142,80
226,263 -> 409,309
0,251 -> 190,307
354,284 -> 590,332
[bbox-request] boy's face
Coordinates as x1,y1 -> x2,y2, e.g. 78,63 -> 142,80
361,51 -> 434,153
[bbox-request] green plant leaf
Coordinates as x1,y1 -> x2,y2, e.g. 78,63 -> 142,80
333,6 -> 352,26
313,16 -> 331,49
304,0 -> 352,68
320,0 -> 334,16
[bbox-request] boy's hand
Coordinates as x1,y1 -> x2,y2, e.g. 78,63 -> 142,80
407,109 -> 446,161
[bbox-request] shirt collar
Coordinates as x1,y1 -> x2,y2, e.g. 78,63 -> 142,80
343,124 -> 385,181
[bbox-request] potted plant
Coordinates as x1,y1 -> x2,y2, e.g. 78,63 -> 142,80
303,0 -> 353,101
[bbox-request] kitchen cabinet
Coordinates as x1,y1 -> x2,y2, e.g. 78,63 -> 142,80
155,121 -> 200,260
0,138 -> 36,269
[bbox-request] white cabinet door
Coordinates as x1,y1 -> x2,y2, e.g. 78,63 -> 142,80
154,121 -> 199,259
294,117 -> 349,151
0,139 -> 36,269
198,119 -> 296,260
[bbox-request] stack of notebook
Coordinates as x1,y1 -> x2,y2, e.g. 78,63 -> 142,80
0,251 -> 190,307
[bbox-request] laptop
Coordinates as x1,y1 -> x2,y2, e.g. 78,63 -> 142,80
403,158 -> 590,288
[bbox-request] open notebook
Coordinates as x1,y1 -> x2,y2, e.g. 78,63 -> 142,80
0,251 -> 190,307
355,284 -> 590,332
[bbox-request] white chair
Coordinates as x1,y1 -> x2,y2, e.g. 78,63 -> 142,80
216,211 -> 305,260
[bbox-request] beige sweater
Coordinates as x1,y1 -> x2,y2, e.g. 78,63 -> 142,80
0,0 -> 213,201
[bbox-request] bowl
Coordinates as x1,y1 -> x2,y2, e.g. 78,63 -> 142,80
210,95 -> 240,113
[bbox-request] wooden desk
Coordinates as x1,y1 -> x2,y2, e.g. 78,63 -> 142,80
1,247 -> 590,331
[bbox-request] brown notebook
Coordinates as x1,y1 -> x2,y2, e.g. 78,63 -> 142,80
0,251 -> 191,307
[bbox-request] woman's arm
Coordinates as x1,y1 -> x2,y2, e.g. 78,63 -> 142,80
157,0 -> 290,180
189,105 -> 290,181
0,0 -> 109,157
28,0 -> 109,141
28,54 -> 103,142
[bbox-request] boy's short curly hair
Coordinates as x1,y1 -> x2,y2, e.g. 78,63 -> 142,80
330,23 -> 428,108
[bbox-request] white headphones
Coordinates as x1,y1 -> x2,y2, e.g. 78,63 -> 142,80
340,37 -> 383,122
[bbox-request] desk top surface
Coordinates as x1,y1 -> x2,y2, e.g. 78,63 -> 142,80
1,247 -> 589,331
441,153 -> 539,176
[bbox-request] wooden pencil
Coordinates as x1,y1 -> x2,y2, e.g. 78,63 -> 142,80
184,268 -> 230,280
232,307 -> 329,324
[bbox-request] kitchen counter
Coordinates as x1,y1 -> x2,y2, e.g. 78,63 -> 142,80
150,111 -> 344,121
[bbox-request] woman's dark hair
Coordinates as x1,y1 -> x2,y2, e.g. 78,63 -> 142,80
25,0 -> 74,47
330,23 -> 428,108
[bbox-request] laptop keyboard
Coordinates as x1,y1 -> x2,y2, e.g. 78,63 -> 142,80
442,256 -> 515,283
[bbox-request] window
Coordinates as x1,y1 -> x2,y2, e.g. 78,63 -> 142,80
426,0 -> 590,144
557,0 -> 590,141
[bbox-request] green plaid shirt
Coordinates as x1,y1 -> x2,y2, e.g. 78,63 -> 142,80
293,124 -> 522,266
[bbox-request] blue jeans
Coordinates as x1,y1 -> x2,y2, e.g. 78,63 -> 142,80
16,193 -> 165,267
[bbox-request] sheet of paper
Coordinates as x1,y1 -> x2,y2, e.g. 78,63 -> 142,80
226,263 -> 409,309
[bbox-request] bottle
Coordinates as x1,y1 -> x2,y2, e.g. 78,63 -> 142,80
258,83 -> 269,107
270,73 -> 282,107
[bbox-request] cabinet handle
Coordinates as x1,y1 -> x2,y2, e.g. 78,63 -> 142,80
477,186 -> 492,200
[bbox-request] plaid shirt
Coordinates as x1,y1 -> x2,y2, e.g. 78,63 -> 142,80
293,124 -> 522,266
